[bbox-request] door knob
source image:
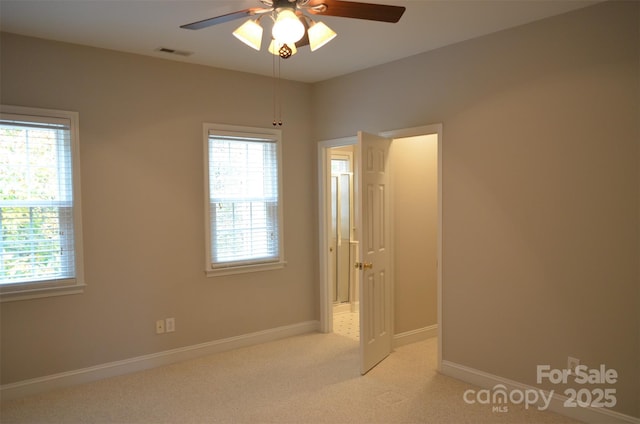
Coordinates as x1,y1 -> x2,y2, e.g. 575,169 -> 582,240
354,261 -> 373,270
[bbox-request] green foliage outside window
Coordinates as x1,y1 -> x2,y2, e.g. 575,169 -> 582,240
0,124 -> 73,284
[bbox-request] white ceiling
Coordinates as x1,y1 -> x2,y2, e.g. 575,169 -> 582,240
0,0 -> 601,83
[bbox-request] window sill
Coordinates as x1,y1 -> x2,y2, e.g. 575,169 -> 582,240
205,261 -> 287,277
0,282 -> 86,302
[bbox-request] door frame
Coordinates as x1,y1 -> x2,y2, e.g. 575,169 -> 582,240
318,124 -> 443,372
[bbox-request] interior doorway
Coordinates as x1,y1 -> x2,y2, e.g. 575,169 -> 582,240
318,124 -> 443,372
329,148 -> 360,340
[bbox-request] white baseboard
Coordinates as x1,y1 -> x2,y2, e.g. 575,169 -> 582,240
441,360 -> 640,424
332,302 -> 359,315
1,320 -> 320,401
393,324 -> 437,348
332,303 -> 351,314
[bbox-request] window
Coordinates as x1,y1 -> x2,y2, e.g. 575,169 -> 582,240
204,123 -> 285,276
0,105 -> 84,301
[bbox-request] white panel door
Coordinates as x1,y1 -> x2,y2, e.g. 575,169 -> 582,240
357,131 -> 392,375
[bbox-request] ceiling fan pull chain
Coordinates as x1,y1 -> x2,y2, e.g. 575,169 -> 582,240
277,54 -> 283,126
272,49 -> 283,126
273,49 -> 277,126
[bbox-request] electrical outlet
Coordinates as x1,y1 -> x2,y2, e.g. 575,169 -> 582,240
156,319 -> 165,334
567,356 -> 580,374
166,317 -> 175,333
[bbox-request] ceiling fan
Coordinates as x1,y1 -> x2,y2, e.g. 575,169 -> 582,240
181,0 -> 406,58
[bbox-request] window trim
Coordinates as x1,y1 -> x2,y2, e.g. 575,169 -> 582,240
203,123 -> 285,277
0,105 -> 85,302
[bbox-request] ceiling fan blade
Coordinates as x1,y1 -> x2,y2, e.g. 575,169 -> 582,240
306,0 -> 405,23
181,8 -> 263,30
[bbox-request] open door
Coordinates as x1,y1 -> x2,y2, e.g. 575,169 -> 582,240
356,131 -> 393,374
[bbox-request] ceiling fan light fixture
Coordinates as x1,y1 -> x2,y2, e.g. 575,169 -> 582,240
308,20 -> 337,51
268,39 -> 297,57
272,8 -> 305,45
232,19 -> 263,50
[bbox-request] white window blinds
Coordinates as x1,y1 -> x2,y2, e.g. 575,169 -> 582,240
206,130 -> 282,269
0,113 -> 77,285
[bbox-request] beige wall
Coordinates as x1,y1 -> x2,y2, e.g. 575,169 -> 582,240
0,33 -> 317,383
1,0 -> 638,419
391,135 -> 438,333
313,1 -> 639,418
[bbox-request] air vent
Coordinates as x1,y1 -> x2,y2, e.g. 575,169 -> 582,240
155,47 -> 193,57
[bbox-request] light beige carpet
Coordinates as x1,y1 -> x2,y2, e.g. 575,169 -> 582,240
1,333 -> 580,423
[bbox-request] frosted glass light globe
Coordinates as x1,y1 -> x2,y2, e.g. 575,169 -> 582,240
272,9 -> 304,45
